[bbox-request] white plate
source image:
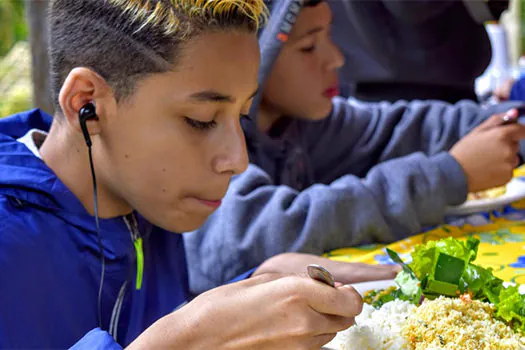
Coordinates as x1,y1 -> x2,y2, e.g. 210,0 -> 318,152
350,279 -> 396,296
445,178 -> 525,216
321,280 -> 396,350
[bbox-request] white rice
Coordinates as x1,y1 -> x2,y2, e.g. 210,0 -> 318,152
325,299 -> 415,350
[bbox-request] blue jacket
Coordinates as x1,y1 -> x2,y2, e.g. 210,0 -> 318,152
510,77 -> 525,102
0,109 -> 190,348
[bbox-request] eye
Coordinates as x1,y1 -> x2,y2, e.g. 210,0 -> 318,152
184,117 -> 217,131
300,44 -> 316,53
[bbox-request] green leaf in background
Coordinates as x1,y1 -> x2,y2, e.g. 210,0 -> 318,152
0,41 -> 32,117
0,0 -> 27,57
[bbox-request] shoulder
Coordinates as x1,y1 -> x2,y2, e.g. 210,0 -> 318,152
0,195 -> 57,262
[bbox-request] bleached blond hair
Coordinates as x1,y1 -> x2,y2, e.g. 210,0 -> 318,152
48,0 -> 267,107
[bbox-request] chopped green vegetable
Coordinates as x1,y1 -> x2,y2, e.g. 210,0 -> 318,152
395,270 -> 420,297
434,253 -> 465,285
408,237 -> 477,280
425,279 -> 459,297
386,248 -> 417,278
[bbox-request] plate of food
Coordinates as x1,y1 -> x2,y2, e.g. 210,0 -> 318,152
324,237 -> 525,350
445,178 -> 525,216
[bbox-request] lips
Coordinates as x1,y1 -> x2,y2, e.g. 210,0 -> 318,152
323,85 -> 340,98
197,199 -> 222,209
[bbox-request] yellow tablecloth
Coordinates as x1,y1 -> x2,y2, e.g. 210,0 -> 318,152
326,170 -> 525,283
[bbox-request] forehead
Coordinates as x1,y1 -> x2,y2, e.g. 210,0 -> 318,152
289,2 -> 332,39
173,31 -> 260,96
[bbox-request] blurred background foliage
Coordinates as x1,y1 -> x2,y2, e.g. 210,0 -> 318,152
0,0 -> 33,117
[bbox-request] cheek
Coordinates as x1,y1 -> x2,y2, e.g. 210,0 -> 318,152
100,121 -> 191,200
267,68 -> 330,118
136,139 -> 205,198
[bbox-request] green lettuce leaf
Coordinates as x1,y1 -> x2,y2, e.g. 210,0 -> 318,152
496,285 -> 525,334
461,263 -> 503,303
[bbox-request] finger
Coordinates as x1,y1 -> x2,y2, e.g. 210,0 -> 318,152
304,313 -> 355,336
307,257 -> 400,284
332,262 -> 400,284
302,280 -> 363,317
309,333 -> 338,349
501,109 -> 519,124
499,123 -> 525,141
499,142 -> 521,163
477,110 -> 517,131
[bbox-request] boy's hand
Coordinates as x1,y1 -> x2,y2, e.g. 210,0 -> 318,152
127,274 -> 362,349
450,109 -> 525,193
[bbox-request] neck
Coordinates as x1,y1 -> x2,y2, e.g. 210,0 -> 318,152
257,102 -> 283,133
39,119 -> 133,218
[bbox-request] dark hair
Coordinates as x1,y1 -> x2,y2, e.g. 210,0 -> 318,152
48,0 -> 267,110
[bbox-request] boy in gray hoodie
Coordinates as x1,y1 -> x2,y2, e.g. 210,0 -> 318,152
184,0 -> 525,294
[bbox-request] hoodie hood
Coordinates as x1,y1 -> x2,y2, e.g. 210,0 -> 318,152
0,109 -> 84,213
241,0 -> 320,187
0,109 -> 133,255
244,0 -> 305,143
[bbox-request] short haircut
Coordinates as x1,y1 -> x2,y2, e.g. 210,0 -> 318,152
48,0 -> 268,109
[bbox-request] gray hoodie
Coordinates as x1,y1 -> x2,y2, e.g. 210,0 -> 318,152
183,0 -> 524,294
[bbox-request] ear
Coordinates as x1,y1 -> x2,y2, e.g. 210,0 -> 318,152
58,67 -> 116,138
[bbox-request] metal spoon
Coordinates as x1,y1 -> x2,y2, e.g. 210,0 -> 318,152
307,264 -> 335,287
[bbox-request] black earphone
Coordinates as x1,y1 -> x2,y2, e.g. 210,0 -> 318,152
79,103 -> 97,147
79,103 -> 105,331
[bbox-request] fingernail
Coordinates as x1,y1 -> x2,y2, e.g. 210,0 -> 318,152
502,111 -> 518,124
509,109 -> 518,117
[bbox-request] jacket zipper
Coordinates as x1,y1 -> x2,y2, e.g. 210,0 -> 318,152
108,213 -> 144,341
123,213 -> 144,290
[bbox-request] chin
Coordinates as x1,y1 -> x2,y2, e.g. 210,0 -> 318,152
160,219 -> 207,233
164,214 -> 210,233
142,209 -> 210,233
307,103 -> 333,120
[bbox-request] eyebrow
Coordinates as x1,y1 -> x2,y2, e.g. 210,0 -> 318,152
188,87 -> 259,104
294,26 -> 325,41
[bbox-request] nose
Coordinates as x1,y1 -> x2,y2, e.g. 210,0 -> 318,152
326,39 -> 345,71
213,120 -> 249,175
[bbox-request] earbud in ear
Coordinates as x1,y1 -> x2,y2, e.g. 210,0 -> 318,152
79,103 -> 98,147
